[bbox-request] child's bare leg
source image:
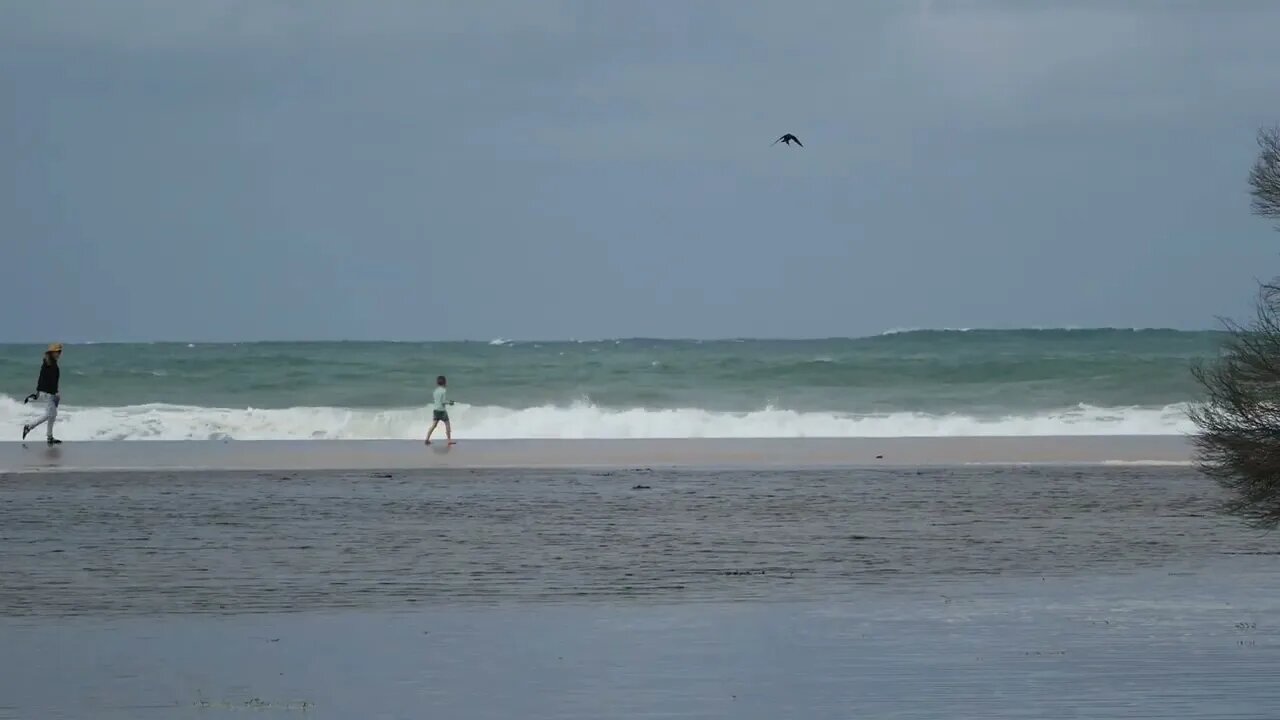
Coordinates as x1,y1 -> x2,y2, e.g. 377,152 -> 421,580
425,420 -> 439,444
445,421 -> 454,444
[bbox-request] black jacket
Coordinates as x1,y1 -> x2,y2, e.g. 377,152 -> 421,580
36,361 -> 60,395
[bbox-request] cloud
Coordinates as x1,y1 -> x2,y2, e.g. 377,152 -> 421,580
896,2 -> 1280,127
3,0 -> 579,51
2,1 -> 1279,340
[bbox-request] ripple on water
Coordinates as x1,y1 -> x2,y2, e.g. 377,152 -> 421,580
0,466 -> 1264,616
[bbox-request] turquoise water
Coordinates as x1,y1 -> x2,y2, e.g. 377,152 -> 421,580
0,329 -> 1225,440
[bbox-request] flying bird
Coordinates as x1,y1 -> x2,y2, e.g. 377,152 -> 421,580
772,133 -> 803,147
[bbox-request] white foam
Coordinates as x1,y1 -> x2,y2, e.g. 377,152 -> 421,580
1099,459 -> 1195,467
880,327 -> 974,335
876,326 -> 1190,337
0,396 -> 1195,441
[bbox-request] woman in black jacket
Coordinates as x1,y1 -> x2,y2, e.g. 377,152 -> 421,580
22,343 -> 63,445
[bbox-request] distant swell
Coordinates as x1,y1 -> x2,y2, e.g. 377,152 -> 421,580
0,396 -> 1192,441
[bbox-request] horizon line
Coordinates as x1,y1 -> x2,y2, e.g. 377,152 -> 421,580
0,326 -> 1228,346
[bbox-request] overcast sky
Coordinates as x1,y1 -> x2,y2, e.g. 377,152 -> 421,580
3,1 -> 1279,342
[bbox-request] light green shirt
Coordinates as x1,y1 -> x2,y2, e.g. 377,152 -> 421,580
432,386 -> 448,411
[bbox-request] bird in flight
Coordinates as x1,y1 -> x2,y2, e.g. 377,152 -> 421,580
772,133 -> 803,147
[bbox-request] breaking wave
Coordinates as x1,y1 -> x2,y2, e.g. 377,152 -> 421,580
0,396 -> 1192,441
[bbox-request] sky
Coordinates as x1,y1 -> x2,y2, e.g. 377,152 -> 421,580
3,0 -> 1279,342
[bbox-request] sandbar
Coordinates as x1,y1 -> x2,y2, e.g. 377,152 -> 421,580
0,435 -> 1194,474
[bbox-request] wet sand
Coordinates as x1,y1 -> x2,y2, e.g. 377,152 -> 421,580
0,435 -> 1193,474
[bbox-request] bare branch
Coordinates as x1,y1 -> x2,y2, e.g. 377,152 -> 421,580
1191,283 -> 1280,529
1249,126 -> 1280,222
1190,127 -> 1280,529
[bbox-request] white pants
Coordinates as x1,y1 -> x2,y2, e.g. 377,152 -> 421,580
27,393 -> 59,438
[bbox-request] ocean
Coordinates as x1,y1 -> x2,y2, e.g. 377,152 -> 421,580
0,329 -> 1224,441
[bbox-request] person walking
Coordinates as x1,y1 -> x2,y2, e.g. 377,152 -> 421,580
22,343 -> 64,445
425,375 -> 456,446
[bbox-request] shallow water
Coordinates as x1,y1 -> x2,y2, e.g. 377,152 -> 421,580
0,466 -> 1264,615
1,466 -> 1278,719
2,570 -> 1278,720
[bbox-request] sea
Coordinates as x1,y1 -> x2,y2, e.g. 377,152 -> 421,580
0,328 -> 1224,441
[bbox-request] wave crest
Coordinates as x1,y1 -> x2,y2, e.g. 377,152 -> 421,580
0,396 -> 1192,441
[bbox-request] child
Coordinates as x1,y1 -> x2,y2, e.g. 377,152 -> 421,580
425,375 -> 456,445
